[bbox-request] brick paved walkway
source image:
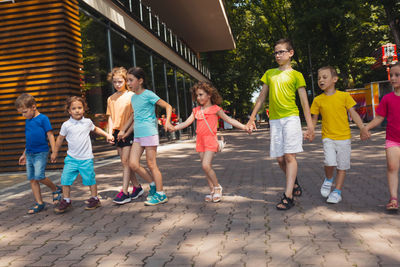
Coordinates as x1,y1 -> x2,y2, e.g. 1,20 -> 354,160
0,126 -> 399,267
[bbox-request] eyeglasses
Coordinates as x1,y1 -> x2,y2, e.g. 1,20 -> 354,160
273,50 -> 289,56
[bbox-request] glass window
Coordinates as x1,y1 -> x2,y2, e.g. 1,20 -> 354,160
131,0 -> 141,20
110,29 -> 133,70
79,10 -> 110,116
135,44 -> 153,90
166,64 -> 177,110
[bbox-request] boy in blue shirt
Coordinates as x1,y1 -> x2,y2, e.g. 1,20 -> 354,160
15,93 -> 62,214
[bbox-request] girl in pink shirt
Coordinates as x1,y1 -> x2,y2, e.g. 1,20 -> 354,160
173,81 -> 248,202
361,62 -> 400,211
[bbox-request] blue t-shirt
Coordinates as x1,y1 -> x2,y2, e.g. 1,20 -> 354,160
131,89 -> 160,137
25,113 -> 53,153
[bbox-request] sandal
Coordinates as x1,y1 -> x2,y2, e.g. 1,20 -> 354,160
28,203 -> 45,214
386,197 -> 398,211
205,189 -> 214,202
52,185 -> 63,204
276,193 -> 294,210
292,177 -> 302,197
212,186 -> 223,203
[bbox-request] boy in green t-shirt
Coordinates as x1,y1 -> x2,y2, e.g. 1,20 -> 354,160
310,66 -> 364,204
247,39 -> 314,210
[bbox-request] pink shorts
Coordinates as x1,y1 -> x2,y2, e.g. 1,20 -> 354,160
134,135 -> 159,147
385,139 -> 400,149
196,135 -> 218,152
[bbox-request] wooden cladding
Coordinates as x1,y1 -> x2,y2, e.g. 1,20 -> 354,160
0,0 -> 82,172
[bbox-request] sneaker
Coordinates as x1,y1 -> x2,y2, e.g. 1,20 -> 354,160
54,199 -> 72,213
113,191 -> 131,204
131,185 -> 144,200
320,179 -> 333,198
147,184 -> 156,200
144,193 -> 168,206
85,197 -> 101,210
327,191 -> 342,204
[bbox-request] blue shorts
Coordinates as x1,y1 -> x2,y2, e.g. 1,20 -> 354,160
61,155 -> 96,186
26,151 -> 48,181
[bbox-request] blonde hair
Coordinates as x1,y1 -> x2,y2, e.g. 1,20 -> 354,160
107,67 -> 128,82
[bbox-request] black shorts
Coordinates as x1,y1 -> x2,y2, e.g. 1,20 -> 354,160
113,129 -> 134,148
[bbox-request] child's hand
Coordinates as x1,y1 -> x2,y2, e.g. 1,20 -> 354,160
18,154 -> 26,165
246,120 -> 257,131
50,152 -> 57,163
360,127 -> 371,141
244,124 -> 253,134
107,134 -> 114,144
164,121 -> 174,132
304,127 -> 315,142
117,130 -> 125,142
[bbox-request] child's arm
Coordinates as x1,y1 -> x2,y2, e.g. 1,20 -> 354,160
156,99 -> 174,131
311,114 -> 319,129
174,113 -> 195,131
19,149 -> 26,165
117,114 -> 134,141
51,135 -> 65,162
93,126 -> 114,143
47,130 -> 56,161
360,115 -> 384,140
247,83 -> 269,131
298,87 -> 315,142
348,107 -> 364,130
107,116 -> 114,136
217,110 -> 248,131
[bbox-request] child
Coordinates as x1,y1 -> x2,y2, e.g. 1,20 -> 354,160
106,67 -> 142,205
247,39 -> 314,210
361,62 -> 400,211
51,96 -> 113,213
15,93 -> 62,214
310,66 -> 364,204
119,67 -> 174,206
172,81 -> 248,202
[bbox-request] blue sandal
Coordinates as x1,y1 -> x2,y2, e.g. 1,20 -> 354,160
52,186 -> 63,203
28,203 -> 45,214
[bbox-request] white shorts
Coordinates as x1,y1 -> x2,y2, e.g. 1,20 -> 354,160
323,138 -> 351,170
270,116 -> 303,158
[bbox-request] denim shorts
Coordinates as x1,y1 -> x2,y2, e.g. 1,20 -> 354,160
26,151 -> 48,181
61,155 -> 96,186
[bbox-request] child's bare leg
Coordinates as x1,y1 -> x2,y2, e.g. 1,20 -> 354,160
201,151 -> 219,187
145,147 -> 163,191
89,184 -> 98,197
386,147 -> 400,198
199,152 -> 214,192
39,177 -> 57,191
282,153 -> 297,199
118,146 -> 139,193
63,185 -> 71,199
334,170 -> 346,190
324,166 -> 335,179
30,180 -> 43,204
129,143 -> 154,184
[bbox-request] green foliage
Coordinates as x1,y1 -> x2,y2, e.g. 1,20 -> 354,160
204,0 -> 399,115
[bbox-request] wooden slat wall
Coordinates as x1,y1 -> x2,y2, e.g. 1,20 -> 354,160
0,0 -> 82,172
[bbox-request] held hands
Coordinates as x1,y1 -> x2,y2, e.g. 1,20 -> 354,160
106,134 -> 114,144
304,127 -> 315,142
360,127 -> 371,141
50,152 -> 57,163
246,120 -> 256,134
164,121 -> 175,132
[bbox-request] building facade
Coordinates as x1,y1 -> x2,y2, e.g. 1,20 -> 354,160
0,0 -> 235,172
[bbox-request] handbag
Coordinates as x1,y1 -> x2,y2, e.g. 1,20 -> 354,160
201,108 -> 226,152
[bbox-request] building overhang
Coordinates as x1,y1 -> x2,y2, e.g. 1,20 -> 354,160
142,0 -> 236,52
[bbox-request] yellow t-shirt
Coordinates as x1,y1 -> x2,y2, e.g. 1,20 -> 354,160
106,90 -> 134,131
260,68 -> 306,120
310,90 -> 356,140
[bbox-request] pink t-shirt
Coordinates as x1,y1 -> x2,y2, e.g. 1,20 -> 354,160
376,92 -> 400,143
193,105 -> 222,136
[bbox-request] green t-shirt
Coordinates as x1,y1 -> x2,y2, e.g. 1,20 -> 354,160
260,68 -> 306,120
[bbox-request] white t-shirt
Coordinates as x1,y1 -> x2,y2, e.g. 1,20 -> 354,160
59,117 -> 95,160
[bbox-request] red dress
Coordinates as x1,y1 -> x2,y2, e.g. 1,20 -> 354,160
193,105 -> 221,152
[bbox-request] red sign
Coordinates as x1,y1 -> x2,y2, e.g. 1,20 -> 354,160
382,44 -> 398,65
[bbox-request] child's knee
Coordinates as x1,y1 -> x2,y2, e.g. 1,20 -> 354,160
202,163 -> 212,172
129,161 -> 140,171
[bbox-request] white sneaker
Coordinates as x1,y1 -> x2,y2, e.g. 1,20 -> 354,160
320,179 -> 333,198
327,191 -> 342,204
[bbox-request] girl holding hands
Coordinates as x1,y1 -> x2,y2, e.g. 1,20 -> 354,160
172,81 -> 249,203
